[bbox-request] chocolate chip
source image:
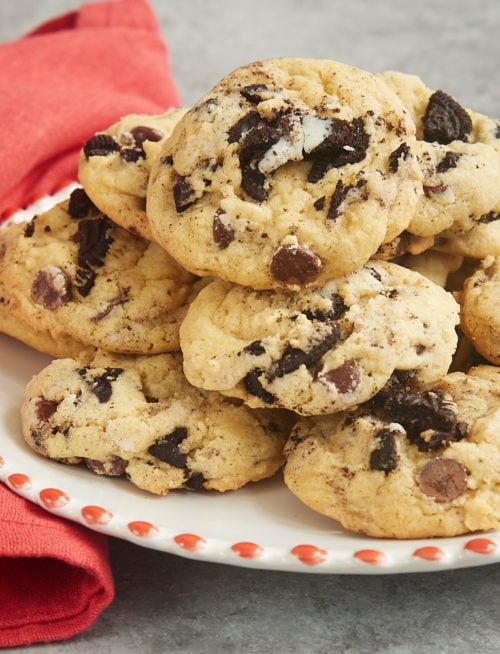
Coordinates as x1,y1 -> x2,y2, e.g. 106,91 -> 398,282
317,360 -> 361,394
68,188 -> 95,219
422,90 -> 472,144
78,366 -> 124,403
173,175 -> 196,213
269,244 -> 322,286
436,151 -> 461,173
213,210 -> 235,249
35,398 -> 59,422
83,134 -> 120,158
305,117 -> 369,183
388,143 -> 411,173
418,457 -> 468,502
31,266 -> 72,310
148,427 -> 188,468
129,125 -> 164,147
85,456 -> 128,476
369,428 -> 398,473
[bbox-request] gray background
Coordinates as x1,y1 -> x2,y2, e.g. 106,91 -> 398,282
1,2 -> 500,653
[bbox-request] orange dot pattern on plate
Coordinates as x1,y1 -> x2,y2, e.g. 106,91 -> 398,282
81,505 -> 113,526
8,473 -> 32,490
174,533 -> 206,551
291,544 -> 328,566
39,487 -> 70,509
128,520 -> 159,537
464,537 -> 497,555
0,456 -> 4,468
354,549 -> 386,564
413,546 -> 445,561
231,541 -> 264,559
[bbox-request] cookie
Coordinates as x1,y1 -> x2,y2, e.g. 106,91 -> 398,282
461,256 -> 500,364
380,71 -> 500,239
21,350 -> 291,495
147,58 -> 423,290
78,109 -> 188,240
283,365 -> 500,538
179,260 -> 459,415
2,188 -> 201,356
398,248 -> 463,287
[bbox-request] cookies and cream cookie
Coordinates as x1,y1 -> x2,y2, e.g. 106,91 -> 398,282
147,58 -> 423,289
21,351 -> 292,495
283,365 -> 500,538
179,260 -> 459,415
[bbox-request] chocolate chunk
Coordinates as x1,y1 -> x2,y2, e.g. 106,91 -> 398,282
148,427 -> 188,468
369,428 -> 398,473
31,266 -> 72,310
173,175 -> 196,213
83,134 -> 120,158
85,456 -> 128,476
35,398 -> 59,422
388,143 -> 411,173
129,125 -> 163,147
213,210 -> 235,249
436,151 -> 461,173
317,360 -> 361,394
68,188 -> 95,219
268,324 -> 340,380
78,366 -> 124,403
418,457 -> 468,502
422,90 -> 472,144
243,369 -> 276,404
242,340 -> 266,356
306,117 -> 369,183
269,244 -> 322,286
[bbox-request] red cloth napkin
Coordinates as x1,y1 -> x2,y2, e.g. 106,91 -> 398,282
0,0 -> 180,222
0,0 -> 180,646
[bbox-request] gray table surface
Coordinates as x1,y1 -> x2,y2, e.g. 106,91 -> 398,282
1,1 -> 500,652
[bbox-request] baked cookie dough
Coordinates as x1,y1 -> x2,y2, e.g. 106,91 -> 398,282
79,109 -> 188,240
2,188 -> 201,356
21,351 -> 292,495
284,365 -> 500,538
380,71 -> 500,239
461,256 -> 500,364
147,58 -> 423,289
180,260 -> 459,415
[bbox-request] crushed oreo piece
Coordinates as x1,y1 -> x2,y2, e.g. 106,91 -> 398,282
184,471 -> 206,490
83,134 -> 120,158
78,366 -> 124,403
326,179 -> 367,221
149,427 -> 189,468
213,210 -> 235,249
23,221 -> 35,238
242,340 -> 266,356
369,427 -> 399,473
72,216 -> 114,270
422,90 -> 472,144
173,175 -> 196,213
269,244 -> 322,286
68,188 -> 95,219
120,147 -> 145,162
240,84 -> 272,104
388,143 -> 411,173
436,151 -> 461,173
243,369 -> 277,404
418,457 -> 468,502
74,267 -> 97,298
423,184 -> 448,197
30,265 -> 72,310
238,115 -> 282,201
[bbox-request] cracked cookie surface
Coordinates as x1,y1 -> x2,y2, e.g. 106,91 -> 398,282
179,260 -> 459,415
147,58 -> 422,290
283,365 -> 500,538
21,351 -> 291,495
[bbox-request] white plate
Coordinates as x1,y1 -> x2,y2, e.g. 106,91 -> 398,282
1,335 -> 500,574
1,192 -> 499,575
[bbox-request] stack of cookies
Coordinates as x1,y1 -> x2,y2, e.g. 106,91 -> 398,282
1,58 -> 499,539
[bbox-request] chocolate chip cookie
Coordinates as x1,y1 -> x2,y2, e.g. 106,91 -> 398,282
147,58 -> 423,289
79,109 -> 188,240
1,188 -> 201,356
179,260 -> 459,415
283,365 -> 500,538
21,350 -> 291,495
